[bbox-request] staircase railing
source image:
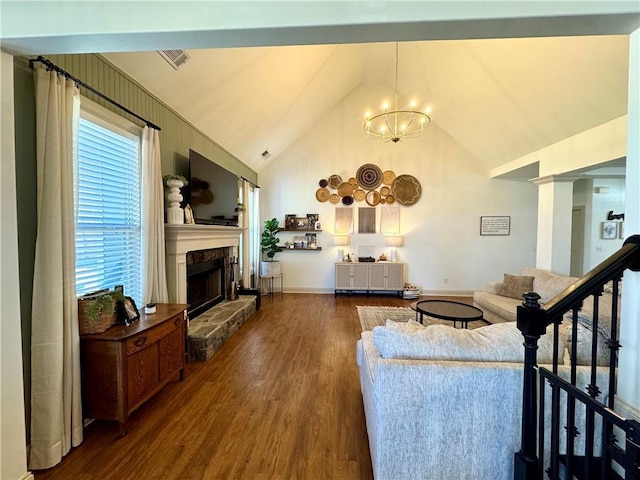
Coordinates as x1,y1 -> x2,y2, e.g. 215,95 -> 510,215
514,234 -> 640,480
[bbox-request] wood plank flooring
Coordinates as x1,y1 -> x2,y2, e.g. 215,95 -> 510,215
34,293 -> 469,480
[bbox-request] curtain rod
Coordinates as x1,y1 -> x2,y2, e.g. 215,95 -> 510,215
29,56 -> 161,131
240,176 -> 260,188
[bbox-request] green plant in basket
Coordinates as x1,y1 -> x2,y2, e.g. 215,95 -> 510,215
80,290 -> 126,325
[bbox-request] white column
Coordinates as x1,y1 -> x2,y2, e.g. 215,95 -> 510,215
532,175 -> 578,275
617,27 -> 640,421
1,51 -> 33,480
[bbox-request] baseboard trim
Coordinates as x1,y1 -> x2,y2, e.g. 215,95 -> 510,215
268,287 -> 474,296
20,472 -> 34,480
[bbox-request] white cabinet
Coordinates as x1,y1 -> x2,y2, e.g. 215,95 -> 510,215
335,263 -> 369,291
335,262 -> 404,295
369,263 -> 404,291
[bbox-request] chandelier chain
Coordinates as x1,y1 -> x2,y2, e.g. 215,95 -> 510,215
363,42 -> 431,143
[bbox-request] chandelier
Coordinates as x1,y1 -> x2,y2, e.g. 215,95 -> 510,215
364,43 -> 431,143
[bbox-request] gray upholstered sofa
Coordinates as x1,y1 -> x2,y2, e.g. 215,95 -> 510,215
356,320 -> 607,480
473,266 -> 578,324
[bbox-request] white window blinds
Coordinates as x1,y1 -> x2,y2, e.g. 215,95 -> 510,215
76,116 -> 142,304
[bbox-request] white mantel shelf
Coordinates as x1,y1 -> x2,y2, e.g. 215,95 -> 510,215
164,224 -> 246,304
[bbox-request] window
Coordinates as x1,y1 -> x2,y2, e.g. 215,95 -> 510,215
75,104 -> 142,304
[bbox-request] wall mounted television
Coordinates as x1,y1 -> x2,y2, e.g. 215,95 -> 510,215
185,149 -> 239,226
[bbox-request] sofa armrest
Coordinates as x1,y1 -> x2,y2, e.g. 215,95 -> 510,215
486,281 -> 503,295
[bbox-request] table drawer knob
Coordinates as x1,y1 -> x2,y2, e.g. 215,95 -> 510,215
174,317 -> 181,327
133,335 -> 147,347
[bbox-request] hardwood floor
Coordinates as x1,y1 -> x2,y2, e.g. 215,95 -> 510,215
34,293 -> 468,480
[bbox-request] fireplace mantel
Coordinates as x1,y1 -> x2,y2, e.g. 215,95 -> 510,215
165,224 -> 244,304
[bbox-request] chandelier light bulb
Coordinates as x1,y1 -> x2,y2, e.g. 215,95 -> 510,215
410,100 -> 416,108
382,102 -> 389,110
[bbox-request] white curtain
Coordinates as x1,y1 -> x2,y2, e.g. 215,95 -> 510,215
246,181 -> 261,288
142,126 -> 169,304
30,68 -> 83,469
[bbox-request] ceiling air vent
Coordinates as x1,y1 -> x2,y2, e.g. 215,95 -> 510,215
158,50 -> 191,70
261,150 -> 271,160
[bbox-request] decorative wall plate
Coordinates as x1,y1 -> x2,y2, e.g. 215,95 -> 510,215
356,164 -> 383,190
353,189 -> 366,202
318,179 -> 328,188
391,174 -> 422,206
341,195 -> 354,206
329,193 -> 341,204
337,182 -> 356,197
315,187 -> 330,202
365,190 -> 381,206
328,174 -> 342,189
382,170 -> 396,185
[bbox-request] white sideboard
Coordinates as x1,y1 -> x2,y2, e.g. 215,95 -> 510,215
335,262 -> 404,295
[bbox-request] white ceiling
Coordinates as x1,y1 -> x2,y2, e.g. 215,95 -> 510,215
103,34 -> 629,174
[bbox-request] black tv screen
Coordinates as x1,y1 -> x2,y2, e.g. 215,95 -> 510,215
186,149 -> 239,226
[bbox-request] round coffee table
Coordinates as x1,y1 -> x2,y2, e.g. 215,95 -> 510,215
410,300 -> 484,328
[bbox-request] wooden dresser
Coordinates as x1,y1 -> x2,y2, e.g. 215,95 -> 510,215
80,303 -> 188,434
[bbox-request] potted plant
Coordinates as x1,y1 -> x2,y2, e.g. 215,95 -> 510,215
77,290 -> 126,334
162,174 -> 188,187
163,174 -> 189,224
261,218 -> 281,276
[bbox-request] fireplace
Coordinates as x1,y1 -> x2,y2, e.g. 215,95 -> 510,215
186,247 -> 232,319
164,224 -> 242,310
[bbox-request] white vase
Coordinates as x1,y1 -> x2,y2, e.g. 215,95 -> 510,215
166,178 -> 184,224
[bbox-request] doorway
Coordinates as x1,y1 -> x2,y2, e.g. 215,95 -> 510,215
570,206 -> 585,277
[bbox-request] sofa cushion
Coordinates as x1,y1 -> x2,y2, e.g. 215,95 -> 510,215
564,321 -> 611,366
499,274 -> 534,300
473,291 -> 520,323
372,321 -> 562,364
522,267 -> 578,304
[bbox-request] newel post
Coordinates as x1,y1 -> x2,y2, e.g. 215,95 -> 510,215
514,291 -> 547,480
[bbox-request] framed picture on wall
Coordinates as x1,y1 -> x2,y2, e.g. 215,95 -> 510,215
358,207 -> 376,234
601,221 -> 618,239
480,216 -> 510,236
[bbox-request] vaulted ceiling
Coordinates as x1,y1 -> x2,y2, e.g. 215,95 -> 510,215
103,35 -> 629,174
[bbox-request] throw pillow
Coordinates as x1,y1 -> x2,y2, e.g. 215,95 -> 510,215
499,274 -> 534,300
372,321 -> 563,364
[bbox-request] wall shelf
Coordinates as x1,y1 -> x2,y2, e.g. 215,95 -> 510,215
278,247 -> 323,251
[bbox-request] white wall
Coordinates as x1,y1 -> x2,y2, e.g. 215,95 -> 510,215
260,84 -> 538,294
589,178 -> 626,268
1,51 -> 32,480
617,27 -> 640,421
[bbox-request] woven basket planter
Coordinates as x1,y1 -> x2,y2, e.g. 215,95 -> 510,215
78,293 -> 119,335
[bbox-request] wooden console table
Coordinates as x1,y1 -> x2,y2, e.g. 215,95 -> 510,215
80,303 -> 188,434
